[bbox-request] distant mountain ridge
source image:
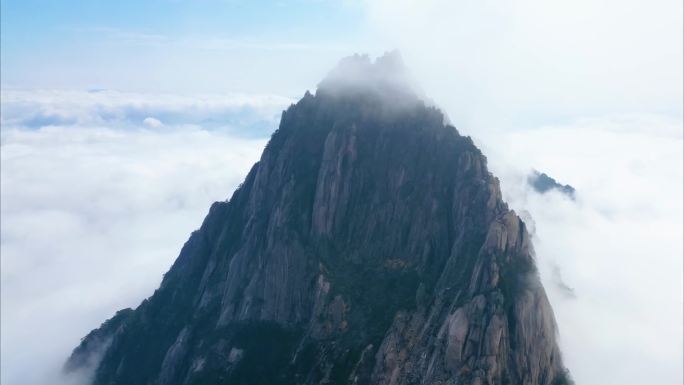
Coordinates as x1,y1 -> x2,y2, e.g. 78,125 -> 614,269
65,53 -> 571,385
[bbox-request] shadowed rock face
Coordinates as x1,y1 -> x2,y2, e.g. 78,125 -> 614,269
66,54 -> 571,385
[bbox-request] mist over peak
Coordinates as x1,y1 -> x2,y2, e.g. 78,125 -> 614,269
317,51 -> 420,101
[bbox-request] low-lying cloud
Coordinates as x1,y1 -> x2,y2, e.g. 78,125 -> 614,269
1,89 -> 681,385
1,90 -> 279,385
479,114 -> 683,385
0,88 -> 293,136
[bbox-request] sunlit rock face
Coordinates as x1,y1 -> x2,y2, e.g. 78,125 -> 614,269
66,53 -> 571,385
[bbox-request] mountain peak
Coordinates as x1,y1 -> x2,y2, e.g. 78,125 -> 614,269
317,51 -> 417,100
529,170 -> 576,199
65,54 -> 570,385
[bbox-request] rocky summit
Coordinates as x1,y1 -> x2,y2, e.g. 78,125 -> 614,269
65,53 -> 571,385
528,171 -> 576,199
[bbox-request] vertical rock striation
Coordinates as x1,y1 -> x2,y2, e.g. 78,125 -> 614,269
66,53 -> 571,385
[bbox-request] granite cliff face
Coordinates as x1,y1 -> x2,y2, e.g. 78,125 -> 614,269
66,53 -> 570,385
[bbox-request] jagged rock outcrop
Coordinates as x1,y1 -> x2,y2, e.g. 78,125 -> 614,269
66,53 -> 571,385
528,170 -> 576,199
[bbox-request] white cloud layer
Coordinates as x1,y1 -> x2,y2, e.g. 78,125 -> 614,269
0,90 -> 275,385
479,115 -> 683,385
1,88 -> 681,385
363,0 -> 683,129
0,88 -> 293,136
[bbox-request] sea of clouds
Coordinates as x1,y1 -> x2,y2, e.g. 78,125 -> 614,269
1,88 -> 682,385
0,89 -> 290,385
478,115 -> 683,385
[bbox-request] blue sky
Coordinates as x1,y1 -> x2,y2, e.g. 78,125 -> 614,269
1,0 -> 366,48
2,0 -> 681,124
1,0 -> 375,94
